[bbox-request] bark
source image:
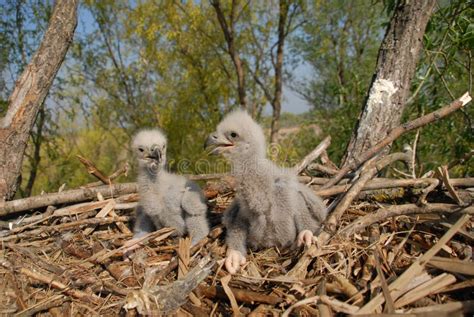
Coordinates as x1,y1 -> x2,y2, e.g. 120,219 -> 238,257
0,0 -> 78,201
342,0 -> 436,166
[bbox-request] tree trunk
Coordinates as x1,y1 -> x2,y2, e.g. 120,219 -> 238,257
23,107 -> 46,197
0,0 -> 78,201
269,0 -> 289,144
342,0 -> 436,166
211,0 -> 248,110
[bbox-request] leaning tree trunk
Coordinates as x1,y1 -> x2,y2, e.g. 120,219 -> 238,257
342,0 -> 436,166
0,0 -> 78,201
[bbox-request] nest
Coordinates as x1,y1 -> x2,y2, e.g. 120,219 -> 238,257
0,171 -> 472,316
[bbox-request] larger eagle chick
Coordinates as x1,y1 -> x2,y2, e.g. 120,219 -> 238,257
132,129 -> 209,245
205,110 -> 327,274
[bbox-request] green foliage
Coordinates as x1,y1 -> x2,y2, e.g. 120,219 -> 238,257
289,0 -> 386,162
2,0 -> 472,196
392,0 -> 474,176
290,0 -> 473,176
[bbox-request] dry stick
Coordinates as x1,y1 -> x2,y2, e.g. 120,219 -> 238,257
428,256 -> 474,276
3,175 -> 472,216
187,173 -> 228,181
92,227 -> 175,263
294,136 -> 331,174
314,177 -> 473,197
374,249 -> 395,313
339,204 -> 474,237
436,166 -> 465,205
0,216 -> 130,242
317,280 -> 332,317
417,178 -> 439,205
321,260 -> 363,305
308,163 -> 339,175
407,300 -> 474,315
220,275 -> 242,316
319,295 -> 359,315
154,225 -> 224,280
0,183 -> 137,216
15,295 -> 66,317
394,273 -> 456,308
177,237 -> 191,279
282,296 -> 319,317
438,279 -> 474,293
77,155 -> 111,185
320,152 -> 411,245
83,162 -> 129,188
323,92 -> 472,189
356,213 -> 471,314
18,267 -> 101,306
198,284 -> 283,306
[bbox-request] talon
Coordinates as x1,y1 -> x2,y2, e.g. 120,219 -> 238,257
297,230 -> 314,247
225,249 -> 246,274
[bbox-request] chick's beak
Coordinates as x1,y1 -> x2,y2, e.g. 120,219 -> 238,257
146,144 -> 162,161
204,133 -> 233,154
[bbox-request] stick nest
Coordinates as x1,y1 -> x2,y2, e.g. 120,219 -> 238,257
0,175 -> 472,316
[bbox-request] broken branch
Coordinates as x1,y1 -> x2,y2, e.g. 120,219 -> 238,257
324,92 -> 471,188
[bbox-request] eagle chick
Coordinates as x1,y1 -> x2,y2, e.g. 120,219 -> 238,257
132,129 -> 209,245
205,110 -> 327,274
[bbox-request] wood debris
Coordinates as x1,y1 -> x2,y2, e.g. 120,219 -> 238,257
0,170 -> 472,315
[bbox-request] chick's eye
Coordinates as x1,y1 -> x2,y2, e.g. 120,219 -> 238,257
230,132 -> 238,138
138,147 -> 144,153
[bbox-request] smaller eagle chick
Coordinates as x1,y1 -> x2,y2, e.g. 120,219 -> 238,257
205,110 -> 327,274
132,129 -> 209,245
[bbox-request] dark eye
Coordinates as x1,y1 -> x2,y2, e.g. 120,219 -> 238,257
138,147 -> 144,152
230,132 -> 238,138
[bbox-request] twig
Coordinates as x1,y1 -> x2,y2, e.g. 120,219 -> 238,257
221,275 -> 242,316
357,213 -> 471,314
394,273 -> 456,308
313,177 -> 473,198
178,237 -> 191,279
407,300 -> 474,315
83,162 -> 129,188
14,294 -> 66,317
320,152 -> 411,245
324,92 -> 472,189
428,256 -> 474,276
0,216 -> 131,242
282,296 -> 319,317
436,166 -> 465,205
92,228 -> 175,263
77,155 -> 111,185
187,173 -> 228,181
123,256 -> 215,315
294,136 -> 331,174
307,163 -> 339,175
18,267 -> 101,305
154,225 -> 224,281
374,249 -> 394,313
339,204 -> 473,237
0,183 -> 137,215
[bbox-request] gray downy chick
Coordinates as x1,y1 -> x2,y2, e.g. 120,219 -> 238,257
205,110 -> 327,274
132,129 -> 209,245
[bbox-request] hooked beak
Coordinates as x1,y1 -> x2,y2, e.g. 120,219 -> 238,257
145,144 -> 162,162
204,133 -> 234,154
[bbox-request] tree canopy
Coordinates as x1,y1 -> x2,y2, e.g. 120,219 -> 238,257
0,0 -> 472,197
